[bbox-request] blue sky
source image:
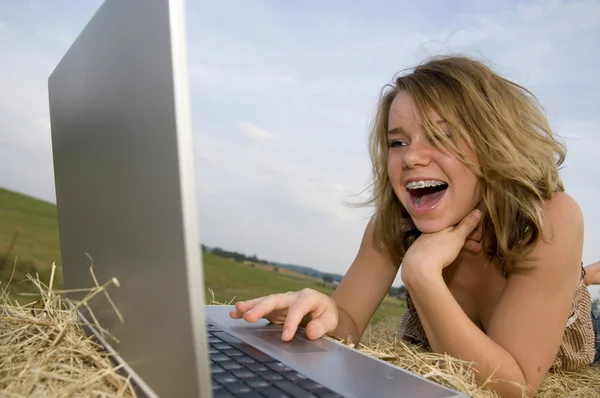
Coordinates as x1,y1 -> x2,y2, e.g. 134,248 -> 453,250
0,0 -> 599,295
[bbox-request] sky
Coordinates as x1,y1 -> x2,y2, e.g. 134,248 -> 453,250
0,0 -> 599,296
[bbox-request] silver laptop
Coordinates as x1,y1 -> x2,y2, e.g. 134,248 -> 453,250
47,0 -> 470,397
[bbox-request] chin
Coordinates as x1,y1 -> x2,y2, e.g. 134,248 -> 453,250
412,218 -> 453,234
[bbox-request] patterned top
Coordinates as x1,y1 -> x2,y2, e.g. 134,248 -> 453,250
399,269 -> 596,370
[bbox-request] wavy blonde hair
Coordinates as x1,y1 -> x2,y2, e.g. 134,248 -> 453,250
366,55 -> 566,266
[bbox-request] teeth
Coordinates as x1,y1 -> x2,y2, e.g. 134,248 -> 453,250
406,180 -> 447,190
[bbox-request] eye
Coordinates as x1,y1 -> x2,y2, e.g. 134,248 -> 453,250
428,129 -> 452,147
388,139 -> 407,149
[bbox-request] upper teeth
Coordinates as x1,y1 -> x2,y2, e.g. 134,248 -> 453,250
406,180 -> 446,189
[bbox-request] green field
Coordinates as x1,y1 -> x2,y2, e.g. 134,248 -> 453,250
203,252 -> 406,324
0,187 -> 405,325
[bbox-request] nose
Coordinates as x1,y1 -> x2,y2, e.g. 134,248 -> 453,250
403,138 -> 432,169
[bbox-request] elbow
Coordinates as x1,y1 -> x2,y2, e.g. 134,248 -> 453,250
491,370 -> 538,398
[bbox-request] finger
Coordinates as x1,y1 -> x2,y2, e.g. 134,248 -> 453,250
235,297 -> 266,313
305,308 -> 337,340
281,292 -> 322,341
463,239 -> 482,253
244,293 -> 297,323
455,209 -> 482,239
229,297 -> 266,319
467,226 -> 482,243
229,310 -> 244,319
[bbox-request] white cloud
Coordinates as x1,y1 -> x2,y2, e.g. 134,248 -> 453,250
1,1 -> 600,296
238,122 -> 279,142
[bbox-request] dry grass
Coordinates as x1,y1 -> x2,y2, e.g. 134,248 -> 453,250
350,318 -> 600,398
0,261 -> 137,398
1,264 -> 599,398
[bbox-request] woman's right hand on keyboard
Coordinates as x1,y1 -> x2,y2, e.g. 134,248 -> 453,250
229,289 -> 339,342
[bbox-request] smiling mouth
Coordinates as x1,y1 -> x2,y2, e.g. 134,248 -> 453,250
407,181 -> 449,208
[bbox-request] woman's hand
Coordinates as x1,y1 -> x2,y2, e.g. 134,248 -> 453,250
401,209 -> 483,281
229,288 -> 339,341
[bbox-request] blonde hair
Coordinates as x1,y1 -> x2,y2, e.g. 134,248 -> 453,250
366,55 -> 566,266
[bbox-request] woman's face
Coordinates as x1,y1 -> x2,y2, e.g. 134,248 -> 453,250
386,91 -> 481,233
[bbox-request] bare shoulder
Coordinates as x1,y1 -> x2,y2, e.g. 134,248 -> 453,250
514,191 -> 583,276
542,191 -> 583,233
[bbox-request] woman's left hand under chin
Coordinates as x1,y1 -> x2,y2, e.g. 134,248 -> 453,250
401,209 -> 483,281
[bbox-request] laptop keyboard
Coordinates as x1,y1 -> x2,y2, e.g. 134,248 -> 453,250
207,323 -> 344,398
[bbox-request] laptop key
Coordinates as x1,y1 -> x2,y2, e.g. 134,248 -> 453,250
212,331 -> 276,363
273,381 -> 318,398
224,381 -> 253,395
315,392 -> 344,398
214,342 -> 233,350
213,389 -> 236,398
213,373 -> 239,384
247,363 -> 270,372
260,371 -> 285,381
220,361 -> 243,370
208,336 -> 222,344
213,383 -> 224,391
282,372 -> 307,381
258,387 -> 293,398
211,353 -> 230,362
266,361 -> 292,373
298,380 -> 325,391
211,363 -> 226,374
246,378 -> 271,389
237,392 -> 266,398
223,348 -> 245,357
232,369 -> 256,379
235,356 -> 257,364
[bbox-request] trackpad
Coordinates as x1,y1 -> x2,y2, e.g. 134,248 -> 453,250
250,330 -> 327,353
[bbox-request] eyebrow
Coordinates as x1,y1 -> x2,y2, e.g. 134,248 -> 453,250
387,127 -> 405,136
387,120 -> 447,136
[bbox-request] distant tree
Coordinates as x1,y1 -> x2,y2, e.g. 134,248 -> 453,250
323,274 -> 334,283
273,266 -> 279,273
398,285 -> 407,299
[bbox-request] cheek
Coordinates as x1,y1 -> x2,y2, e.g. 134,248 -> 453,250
455,170 -> 481,204
386,154 -> 403,178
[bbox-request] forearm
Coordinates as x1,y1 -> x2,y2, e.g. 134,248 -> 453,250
405,273 -> 532,398
331,306 -> 362,345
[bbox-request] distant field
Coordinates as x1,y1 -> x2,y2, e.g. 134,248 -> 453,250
0,187 -> 406,326
203,252 -> 406,325
0,188 -> 62,287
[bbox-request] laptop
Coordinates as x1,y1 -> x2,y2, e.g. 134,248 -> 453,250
47,0 -> 471,397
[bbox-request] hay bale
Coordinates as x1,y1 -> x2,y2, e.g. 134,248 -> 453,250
1,265 -> 598,397
352,318 -> 600,398
0,263 -> 137,398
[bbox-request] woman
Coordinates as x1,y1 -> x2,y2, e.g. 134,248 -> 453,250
229,55 -> 600,397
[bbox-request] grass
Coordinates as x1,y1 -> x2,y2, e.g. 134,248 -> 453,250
203,252 -> 406,324
0,187 -> 405,325
0,188 -> 62,266
0,188 -> 62,287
